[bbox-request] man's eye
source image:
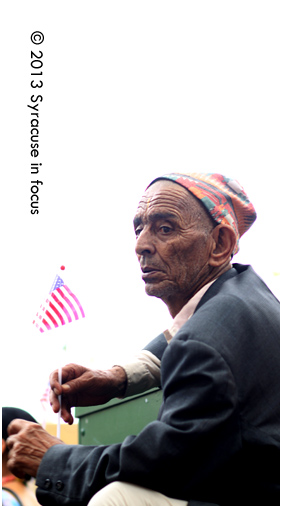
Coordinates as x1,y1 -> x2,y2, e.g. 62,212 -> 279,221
160,226 -> 172,234
135,227 -> 143,237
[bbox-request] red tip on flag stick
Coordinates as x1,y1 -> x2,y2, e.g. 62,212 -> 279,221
60,266 -> 65,271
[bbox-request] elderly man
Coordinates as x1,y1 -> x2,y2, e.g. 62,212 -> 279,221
7,173 -> 279,506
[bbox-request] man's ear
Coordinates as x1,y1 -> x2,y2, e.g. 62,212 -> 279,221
209,224 -> 236,267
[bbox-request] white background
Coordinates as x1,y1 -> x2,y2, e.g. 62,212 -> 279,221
1,1 -> 281,424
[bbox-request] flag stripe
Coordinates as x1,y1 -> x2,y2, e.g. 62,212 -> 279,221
64,285 -> 85,318
48,300 -> 65,325
57,287 -> 79,320
41,309 -> 57,330
60,286 -> 83,319
51,292 -> 72,322
45,309 -> 59,328
42,318 -> 52,331
33,317 -> 48,333
49,294 -> 71,324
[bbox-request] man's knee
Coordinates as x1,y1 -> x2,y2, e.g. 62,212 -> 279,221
88,481 -> 188,506
88,482 -> 130,506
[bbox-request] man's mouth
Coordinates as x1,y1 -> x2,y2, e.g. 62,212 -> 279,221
141,266 -> 163,281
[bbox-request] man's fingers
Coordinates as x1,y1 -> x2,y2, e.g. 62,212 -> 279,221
49,374 -> 71,412
7,458 -> 27,480
6,423 -> 63,479
49,385 -> 62,408
51,381 -> 62,396
49,389 -> 73,423
49,368 -> 64,397
61,408 -> 74,425
7,419 -> 29,437
6,434 -> 15,451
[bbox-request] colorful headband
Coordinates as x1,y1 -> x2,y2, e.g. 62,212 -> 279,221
148,172 -> 257,255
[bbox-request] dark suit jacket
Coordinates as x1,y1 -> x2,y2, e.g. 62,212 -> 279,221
36,264 -> 280,506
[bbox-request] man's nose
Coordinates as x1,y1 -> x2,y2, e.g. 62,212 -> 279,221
135,228 -> 156,257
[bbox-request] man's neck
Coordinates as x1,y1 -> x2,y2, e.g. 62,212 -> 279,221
165,263 -> 232,318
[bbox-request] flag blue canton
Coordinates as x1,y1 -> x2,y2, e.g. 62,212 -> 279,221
49,275 -> 64,293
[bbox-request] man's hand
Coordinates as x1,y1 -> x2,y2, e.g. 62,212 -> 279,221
49,363 -> 127,424
6,419 -> 62,479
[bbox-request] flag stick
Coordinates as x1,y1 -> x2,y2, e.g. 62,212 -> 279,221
57,266 -> 65,439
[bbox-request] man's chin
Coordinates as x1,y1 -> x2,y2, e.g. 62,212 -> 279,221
144,281 -> 174,299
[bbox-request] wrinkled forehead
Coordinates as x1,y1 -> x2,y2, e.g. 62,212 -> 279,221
134,180 -> 197,222
137,180 -> 186,207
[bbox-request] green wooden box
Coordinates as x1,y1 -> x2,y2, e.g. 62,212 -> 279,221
75,388 -> 162,446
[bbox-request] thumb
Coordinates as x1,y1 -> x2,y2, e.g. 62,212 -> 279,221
61,383 -> 71,392
54,383 -> 70,395
59,377 -> 82,394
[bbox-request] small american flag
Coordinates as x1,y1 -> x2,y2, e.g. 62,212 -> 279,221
33,270 -> 85,333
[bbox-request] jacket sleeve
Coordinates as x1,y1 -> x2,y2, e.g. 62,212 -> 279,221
117,332 -> 168,397
36,337 -> 239,506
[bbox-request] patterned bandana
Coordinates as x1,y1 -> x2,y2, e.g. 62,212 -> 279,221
148,172 -> 257,255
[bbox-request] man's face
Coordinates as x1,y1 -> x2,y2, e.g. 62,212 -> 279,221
133,180 -> 214,315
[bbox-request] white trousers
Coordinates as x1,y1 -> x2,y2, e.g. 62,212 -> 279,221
88,481 -> 188,506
